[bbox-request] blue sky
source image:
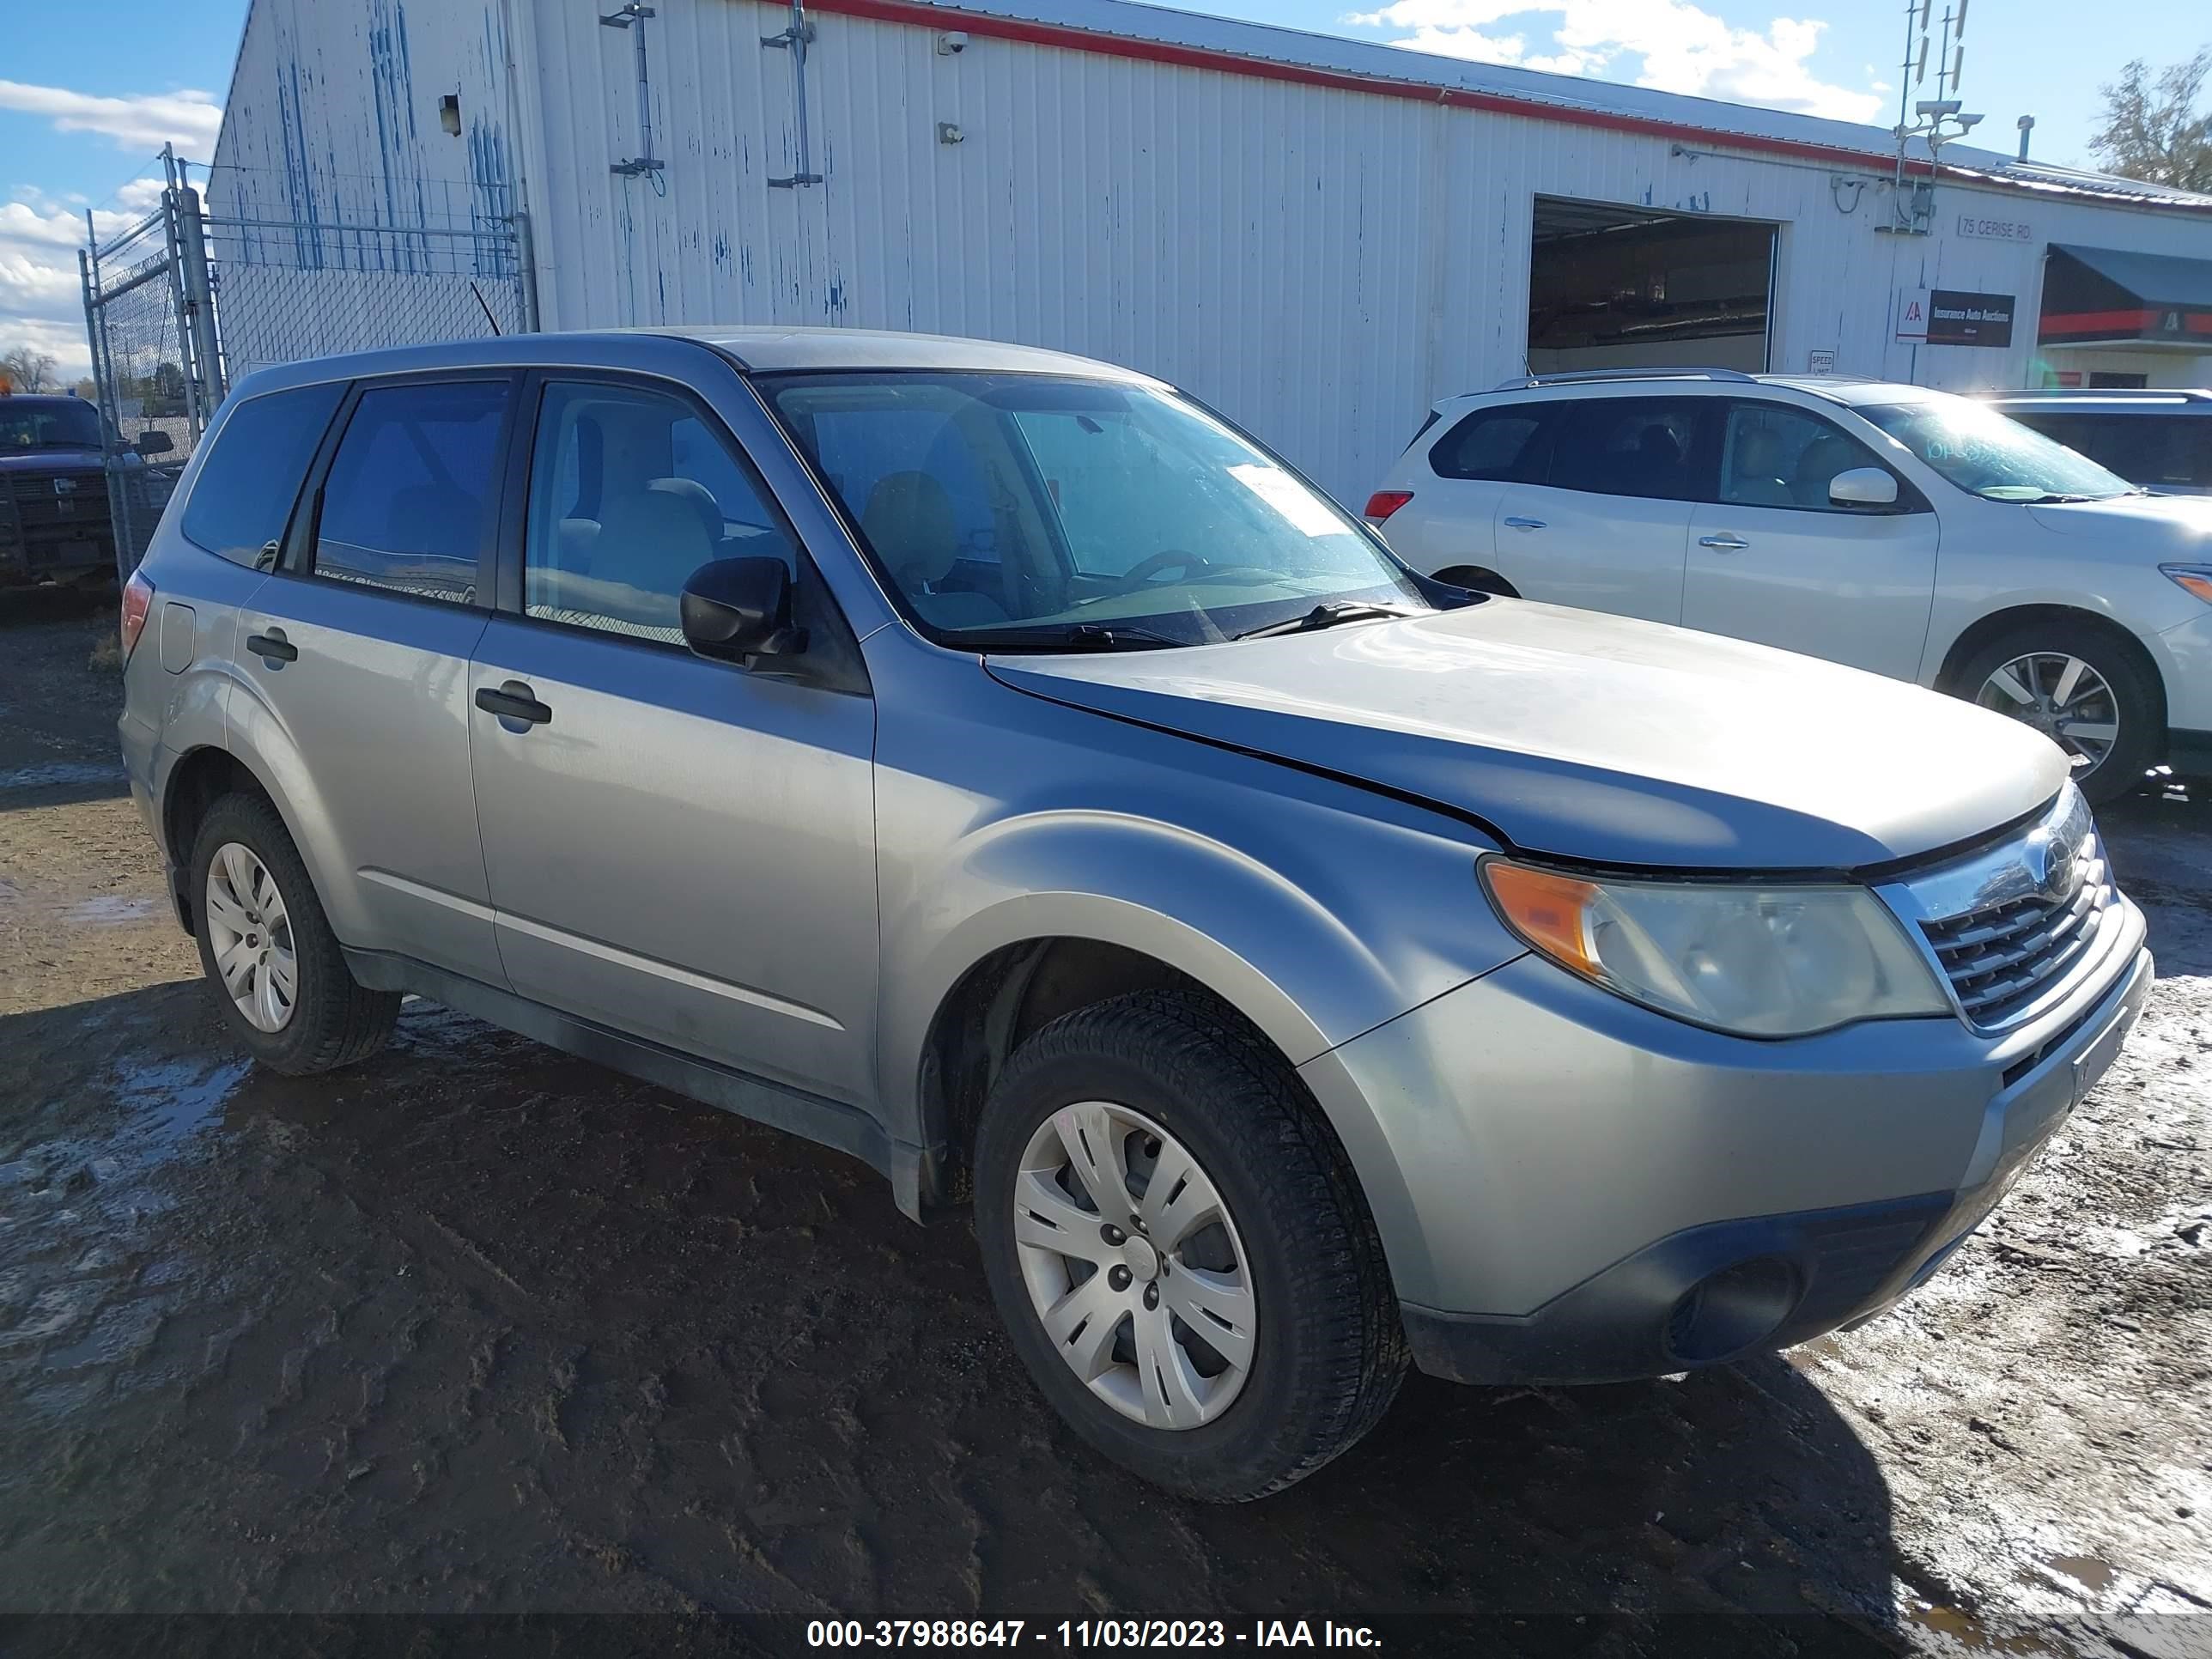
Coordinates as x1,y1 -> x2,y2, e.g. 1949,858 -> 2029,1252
3,0 -> 2203,378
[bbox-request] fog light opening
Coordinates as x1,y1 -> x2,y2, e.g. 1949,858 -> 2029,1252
1664,1255 -> 1801,1365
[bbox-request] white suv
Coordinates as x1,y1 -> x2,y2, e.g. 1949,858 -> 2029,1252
1368,369 -> 2212,802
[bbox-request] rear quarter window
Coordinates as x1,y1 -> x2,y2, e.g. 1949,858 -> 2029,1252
1430,404 -> 1553,482
181,383 -> 345,567
2012,410 -> 2212,490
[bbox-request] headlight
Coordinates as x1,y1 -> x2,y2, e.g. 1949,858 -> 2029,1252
1480,858 -> 1949,1037
2161,564 -> 2212,606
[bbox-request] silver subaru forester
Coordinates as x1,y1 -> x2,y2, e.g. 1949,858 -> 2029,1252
118,328 -> 2152,1501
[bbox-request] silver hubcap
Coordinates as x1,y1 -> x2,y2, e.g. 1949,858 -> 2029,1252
204,842 -> 297,1034
1977,652 -> 2120,775
1012,1103 -> 1256,1431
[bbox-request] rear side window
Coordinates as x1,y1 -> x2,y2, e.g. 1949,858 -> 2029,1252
313,380 -> 511,603
1546,398 -> 1714,501
2012,412 -> 2212,490
181,384 -> 343,567
1431,405 -> 1553,482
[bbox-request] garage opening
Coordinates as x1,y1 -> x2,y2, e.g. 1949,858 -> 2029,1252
1527,197 -> 1778,375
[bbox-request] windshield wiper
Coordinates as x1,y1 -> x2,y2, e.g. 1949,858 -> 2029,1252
967,622 -> 1192,652
1234,601 -> 1417,641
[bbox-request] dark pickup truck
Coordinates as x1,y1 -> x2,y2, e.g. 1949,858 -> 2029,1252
0,394 -> 173,587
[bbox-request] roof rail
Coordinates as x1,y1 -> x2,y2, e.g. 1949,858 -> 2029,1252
1490,367 -> 1759,391
1987,386 -> 2212,402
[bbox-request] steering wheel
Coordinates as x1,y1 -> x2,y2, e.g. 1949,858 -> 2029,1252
1114,548 -> 1206,588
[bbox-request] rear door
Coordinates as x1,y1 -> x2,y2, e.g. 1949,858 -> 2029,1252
1380,402 -> 1554,579
466,370 -> 879,1103
229,374 -> 514,983
1492,396 -> 1715,624
1680,399 -> 1938,680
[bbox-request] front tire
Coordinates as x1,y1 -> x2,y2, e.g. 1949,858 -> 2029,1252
1954,624 -> 2160,806
973,990 -> 1407,1502
188,793 -> 398,1074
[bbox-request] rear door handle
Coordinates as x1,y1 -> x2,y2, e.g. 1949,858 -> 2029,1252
245,630 -> 297,664
475,682 -> 553,727
1698,534 -> 1749,551
1504,516 -> 1547,532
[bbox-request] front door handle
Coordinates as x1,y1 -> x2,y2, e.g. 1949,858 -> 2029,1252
1698,534 -> 1749,551
475,682 -> 553,726
245,629 -> 297,664
1504,516 -> 1547,532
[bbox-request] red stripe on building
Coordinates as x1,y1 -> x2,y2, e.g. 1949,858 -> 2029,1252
2038,308 -> 2159,337
813,0 -> 1950,178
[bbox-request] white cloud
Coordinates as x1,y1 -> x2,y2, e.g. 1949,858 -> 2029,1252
0,198 -> 155,380
0,79 -> 222,154
1345,0 -> 1885,123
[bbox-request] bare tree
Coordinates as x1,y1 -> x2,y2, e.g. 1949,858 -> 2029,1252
1,347 -> 60,393
2090,46 -> 2212,192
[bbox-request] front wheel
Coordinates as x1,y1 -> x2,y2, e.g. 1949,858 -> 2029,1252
973,990 -> 1407,1502
1954,626 -> 2160,805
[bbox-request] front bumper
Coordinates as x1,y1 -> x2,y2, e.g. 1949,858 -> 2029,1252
2160,608 -> 2212,759
1299,897 -> 2151,1386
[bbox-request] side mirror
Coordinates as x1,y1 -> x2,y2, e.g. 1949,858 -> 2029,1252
680,556 -> 807,664
135,430 -> 174,456
1829,466 -> 1898,508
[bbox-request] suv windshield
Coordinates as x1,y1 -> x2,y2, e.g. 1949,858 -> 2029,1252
0,399 -> 103,453
1857,394 -> 2136,502
765,372 -> 1427,648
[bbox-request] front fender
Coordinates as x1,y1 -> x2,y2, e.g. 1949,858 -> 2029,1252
869,648 -> 1529,1259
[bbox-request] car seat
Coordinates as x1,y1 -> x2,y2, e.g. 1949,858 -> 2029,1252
1728,428 -> 1793,507
861,469 -> 1009,629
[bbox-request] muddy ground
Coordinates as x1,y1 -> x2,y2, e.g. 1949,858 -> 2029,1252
1,590 -> 2207,1656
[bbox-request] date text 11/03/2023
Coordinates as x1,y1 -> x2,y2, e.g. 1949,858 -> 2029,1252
805,1620 -> 1383,1649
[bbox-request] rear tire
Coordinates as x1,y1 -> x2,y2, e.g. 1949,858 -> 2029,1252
1952,623 -> 2160,806
188,793 -> 398,1074
973,989 -> 1407,1502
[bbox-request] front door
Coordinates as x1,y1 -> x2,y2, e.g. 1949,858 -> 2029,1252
1680,401 -> 1939,681
467,374 -> 878,1103
1491,396 -> 1715,624
230,374 -> 513,984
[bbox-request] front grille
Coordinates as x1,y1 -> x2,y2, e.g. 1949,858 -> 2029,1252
1,470 -> 105,538
1915,813 -> 2116,1030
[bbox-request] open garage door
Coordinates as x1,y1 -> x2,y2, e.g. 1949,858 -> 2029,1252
1528,198 -> 1777,374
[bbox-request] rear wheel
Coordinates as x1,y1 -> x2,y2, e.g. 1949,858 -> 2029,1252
973,990 -> 1407,1502
188,793 -> 398,1073
1954,624 -> 2160,805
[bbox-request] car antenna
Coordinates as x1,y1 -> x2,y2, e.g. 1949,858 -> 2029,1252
469,281 -> 502,337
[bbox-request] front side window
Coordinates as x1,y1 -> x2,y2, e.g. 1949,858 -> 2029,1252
524,380 -> 795,644
1545,398 -> 1713,501
766,373 -> 1426,647
182,383 -> 343,568
314,380 -> 509,601
1720,403 -> 1894,510
1857,394 -> 2136,502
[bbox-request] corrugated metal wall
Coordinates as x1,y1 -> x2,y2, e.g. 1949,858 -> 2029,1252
214,0 -> 2212,502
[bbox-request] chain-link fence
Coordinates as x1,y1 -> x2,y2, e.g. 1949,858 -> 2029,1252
81,161 -> 536,577
78,173 -> 220,579
204,168 -> 533,383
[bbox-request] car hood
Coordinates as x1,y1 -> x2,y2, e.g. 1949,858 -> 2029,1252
0,447 -> 102,473
2027,491 -> 2212,546
985,599 -> 2067,871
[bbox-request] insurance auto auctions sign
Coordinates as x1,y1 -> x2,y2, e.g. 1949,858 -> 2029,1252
1895,288 -> 2016,347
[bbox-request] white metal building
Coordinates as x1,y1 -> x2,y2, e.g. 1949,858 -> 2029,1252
206,0 -> 2212,501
